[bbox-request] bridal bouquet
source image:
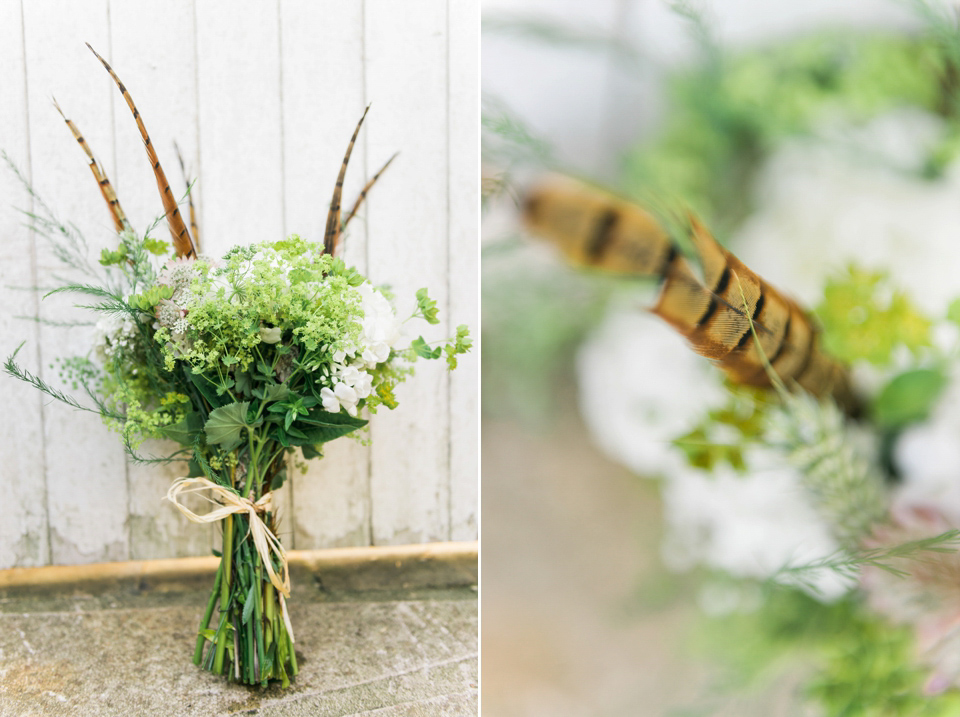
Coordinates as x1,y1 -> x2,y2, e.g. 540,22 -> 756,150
6,47 -> 470,687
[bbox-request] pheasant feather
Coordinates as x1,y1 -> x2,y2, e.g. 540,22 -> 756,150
523,177 -> 857,412
174,141 -> 200,254
86,43 -> 196,259
340,152 -> 399,242
324,106 -> 369,256
53,98 -> 128,233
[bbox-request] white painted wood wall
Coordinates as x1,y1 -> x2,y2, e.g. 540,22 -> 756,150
0,0 -> 478,569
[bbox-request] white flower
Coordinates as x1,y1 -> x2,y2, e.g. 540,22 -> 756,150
576,308 -> 726,477
157,256 -> 200,291
93,314 -> 137,361
259,326 -> 282,344
733,108 -> 960,315
337,365 -> 373,400
894,367 -> 960,526
356,282 -> 402,369
661,449 -> 851,600
320,382 -> 360,416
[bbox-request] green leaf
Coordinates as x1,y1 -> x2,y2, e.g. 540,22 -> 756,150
948,297 -> 960,327
263,383 -> 290,404
817,266 -> 931,366
215,377 -> 235,396
872,368 -> 947,429
235,370 -> 252,396
242,584 -> 256,625
143,237 -> 169,256
159,412 -> 204,445
189,371 -> 228,409
204,401 -> 257,450
282,408 -> 367,445
377,382 -> 399,410
411,336 -> 442,359
99,245 -> 128,266
288,267 -> 318,284
301,444 -> 323,460
416,287 -> 440,324
271,467 -> 288,491
444,324 -> 473,370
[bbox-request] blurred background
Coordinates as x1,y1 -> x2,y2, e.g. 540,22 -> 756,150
481,1 -> 960,714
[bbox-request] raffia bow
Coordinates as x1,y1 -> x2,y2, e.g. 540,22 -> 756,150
166,477 -> 295,642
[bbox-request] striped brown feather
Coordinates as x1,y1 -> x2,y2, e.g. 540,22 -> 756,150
338,151 -> 399,255
324,106 -> 370,256
174,141 -> 201,254
86,43 -> 196,259
53,98 -> 128,233
523,177 -> 857,412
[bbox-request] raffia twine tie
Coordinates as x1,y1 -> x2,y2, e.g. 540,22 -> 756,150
166,477 -> 295,642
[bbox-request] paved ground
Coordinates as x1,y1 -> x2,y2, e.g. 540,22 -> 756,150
0,580 -> 477,716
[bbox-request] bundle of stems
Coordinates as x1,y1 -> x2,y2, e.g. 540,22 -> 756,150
192,437 -> 297,686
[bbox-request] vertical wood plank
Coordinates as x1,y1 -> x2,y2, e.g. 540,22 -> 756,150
447,0 -> 479,541
0,0 -> 49,569
20,1 -> 130,565
279,0 -> 373,549
194,0 -> 292,542
366,0 -> 452,544
109,1 -> 210,560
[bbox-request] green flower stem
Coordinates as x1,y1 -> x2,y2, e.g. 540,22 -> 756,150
213,512 -> 234,675
246,608 -> 256,684
193,560 -> 223,665
288,627 -> 298,676
255,562 -> 267,686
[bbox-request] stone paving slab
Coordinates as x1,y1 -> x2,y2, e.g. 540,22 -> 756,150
0,585 -> 477,716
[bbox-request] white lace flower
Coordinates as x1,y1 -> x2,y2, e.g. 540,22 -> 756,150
661,449 -> 851,600
93,314 -> 138,361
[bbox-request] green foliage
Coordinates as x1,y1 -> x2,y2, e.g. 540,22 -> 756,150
408,325 -> 472,370
99,245 -> 128,266
411,336 -> 441,360
809,617 -> 960,716
872,368 -> 947,430
444,324 -> 472,370
203,402 -> 258,450
674,385 -> 772,472
279,409 -> 367,446
415,287 -> 440,324
817,266 -> 931,367
142,237 -> 169,256
266,394 -> 317,431
766,391 -> 887,548
694,587 -> 960,715
160,412 -> 204,445
621,33 -> 954,233
129,284 -> 174,311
